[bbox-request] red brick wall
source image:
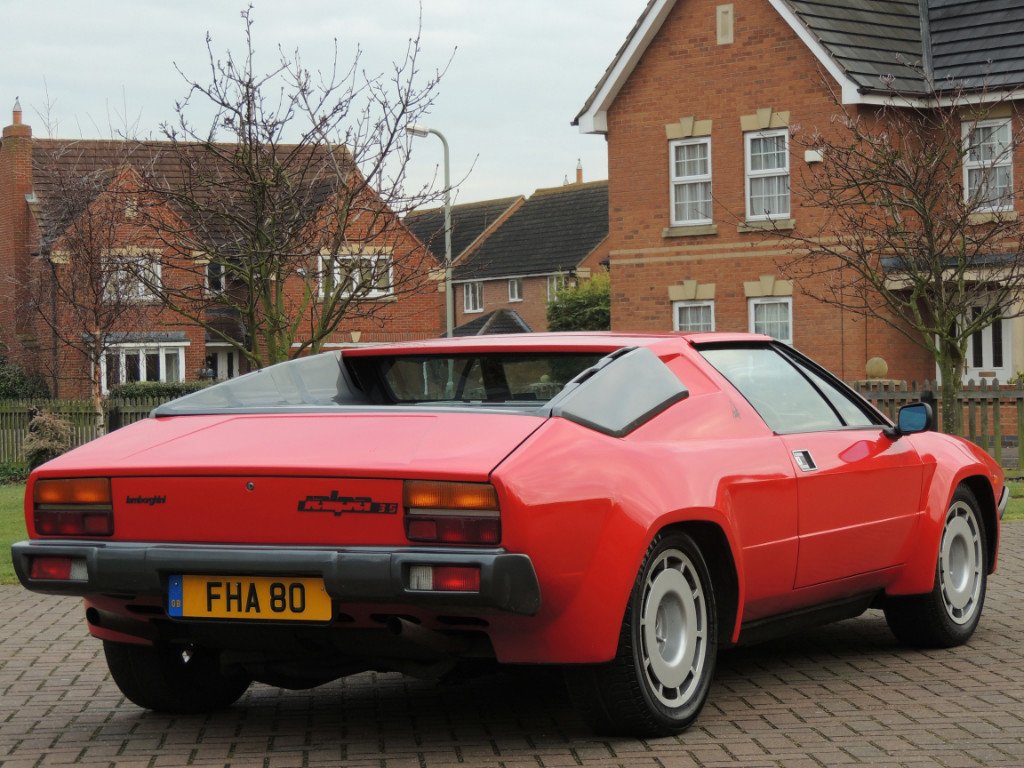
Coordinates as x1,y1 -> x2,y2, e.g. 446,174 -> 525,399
602,0 -> 935,381
455,275 -> 558,333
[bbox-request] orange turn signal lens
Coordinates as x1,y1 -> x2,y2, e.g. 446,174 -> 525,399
403,481 -> 498,511
34,478 -> 112,506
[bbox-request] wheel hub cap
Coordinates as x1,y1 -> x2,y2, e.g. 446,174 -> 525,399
939,502 -> 982,624
640,549 -> 707,706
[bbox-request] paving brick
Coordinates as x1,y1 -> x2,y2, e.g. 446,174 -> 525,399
3,525 -> 1024,767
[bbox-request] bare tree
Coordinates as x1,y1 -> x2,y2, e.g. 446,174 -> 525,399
777,79 -> 1024,431
137,6 -> 447,369
29,143 -> 160,434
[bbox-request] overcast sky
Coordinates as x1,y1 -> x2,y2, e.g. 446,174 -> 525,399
0,1 -> 646,204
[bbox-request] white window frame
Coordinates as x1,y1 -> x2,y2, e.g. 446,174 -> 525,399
963,119 -> 1014,212
748,296 -> 793,345
669,137 -> 713,225
205,260 -> 225,295
100,343 -> 187,394
672,300 -> 715,332
547,274 -> 566,303
464,281 -> 484,313
103,249 -> 161,303
204,344 -> 239,381
318,251 -> 393,300
744,128 -> 790,221
508,277 -> 523,302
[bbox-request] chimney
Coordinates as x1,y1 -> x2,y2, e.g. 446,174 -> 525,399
576,159 -> 583,184
3,97 -> 31,139
1,96 -> 35,348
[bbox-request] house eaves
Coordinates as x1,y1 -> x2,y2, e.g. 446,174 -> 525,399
574,0 -> 1024,134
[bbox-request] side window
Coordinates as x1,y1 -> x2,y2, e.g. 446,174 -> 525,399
797,365 -> 877,428
700,346 -> 842,433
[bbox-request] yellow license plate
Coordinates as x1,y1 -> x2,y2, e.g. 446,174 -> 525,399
168,575 -> 331,621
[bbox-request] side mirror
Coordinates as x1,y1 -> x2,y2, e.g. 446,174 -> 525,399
896,402 -> 933,435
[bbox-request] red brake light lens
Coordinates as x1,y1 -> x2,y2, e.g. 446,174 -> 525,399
29,556 -> 87,581
407,564 -> 481,592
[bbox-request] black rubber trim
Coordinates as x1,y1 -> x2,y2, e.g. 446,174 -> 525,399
11,540 -> 541,616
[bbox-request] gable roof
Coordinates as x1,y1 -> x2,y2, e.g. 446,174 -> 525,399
29,138 -> 345,251
404,196 -> 522,263
575,0 -> 1024,132
452,181 -> 608,282
453,308 -> 532,336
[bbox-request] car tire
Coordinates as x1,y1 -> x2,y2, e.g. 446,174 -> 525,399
103,640 -> 251,713
884,485 -> 988,648
564,530 -> 717,736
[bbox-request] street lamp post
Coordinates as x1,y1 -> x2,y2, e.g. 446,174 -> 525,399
406,124 -> 454,338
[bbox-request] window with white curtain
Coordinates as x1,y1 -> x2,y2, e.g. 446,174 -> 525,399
673,300 -> 715,332
745,129 -> 790,220
963,119 -> 1013,211
464,281 -> 483,313
669,137 -> 712,225
748,296 -> 792,344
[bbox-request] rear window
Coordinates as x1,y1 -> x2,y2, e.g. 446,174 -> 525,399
154,350 -> 605,415
368,353 -> 604,404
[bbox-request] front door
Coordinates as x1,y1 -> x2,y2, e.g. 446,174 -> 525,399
779,430 -> 923,587
698,343 -> 925,592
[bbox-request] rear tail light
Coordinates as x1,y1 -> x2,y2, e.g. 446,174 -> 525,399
403,480 -> 501,545
33,478 -> 113,537
408,564 -> 481,592
29,555 -> 88,581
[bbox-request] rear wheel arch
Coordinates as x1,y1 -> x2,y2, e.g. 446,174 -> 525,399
657,520 -> 739,648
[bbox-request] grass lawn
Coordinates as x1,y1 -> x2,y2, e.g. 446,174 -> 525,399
1005,479 -> 1024,522
0,479 -> 1020,586
0,484 -> 26,584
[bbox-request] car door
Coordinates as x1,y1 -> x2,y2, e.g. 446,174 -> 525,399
699,343 -> 925,590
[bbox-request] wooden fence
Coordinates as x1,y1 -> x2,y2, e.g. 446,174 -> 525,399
0,398 -> 164,466
3,383 -> 1024,470
853,380 -> 1024,469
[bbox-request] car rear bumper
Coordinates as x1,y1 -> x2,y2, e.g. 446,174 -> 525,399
11,540 -> 541,616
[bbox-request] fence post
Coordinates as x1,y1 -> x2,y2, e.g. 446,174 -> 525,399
992,380 -> 1003,465
1018,396 -> 1024,472
920,389 -> 937,429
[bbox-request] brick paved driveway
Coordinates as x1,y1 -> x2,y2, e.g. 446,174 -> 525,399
2,525 -> 1023,768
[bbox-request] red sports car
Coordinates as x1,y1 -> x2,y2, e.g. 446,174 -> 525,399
12,333 -> 1005,736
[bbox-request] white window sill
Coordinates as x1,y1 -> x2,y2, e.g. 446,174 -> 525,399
663,223 -> 718,238
738,218 -> 795,233
968,210 -> 1017,225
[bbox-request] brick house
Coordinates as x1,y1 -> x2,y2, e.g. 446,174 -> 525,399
574,0 -> 1024,383
447,179 -> 609,333
0,107 -> 443,397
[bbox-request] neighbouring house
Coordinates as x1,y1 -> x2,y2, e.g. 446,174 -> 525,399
0,107 -> 443,397
574,0 -> 1024,383
404,194 -> 524,270
446,177 -> 609,333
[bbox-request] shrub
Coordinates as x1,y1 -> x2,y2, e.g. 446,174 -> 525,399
0,461 -> 29,485
0,358 -> 49,399
23,410 -> 73,470
107,380 -> 211,399
547,273 -> 611,332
